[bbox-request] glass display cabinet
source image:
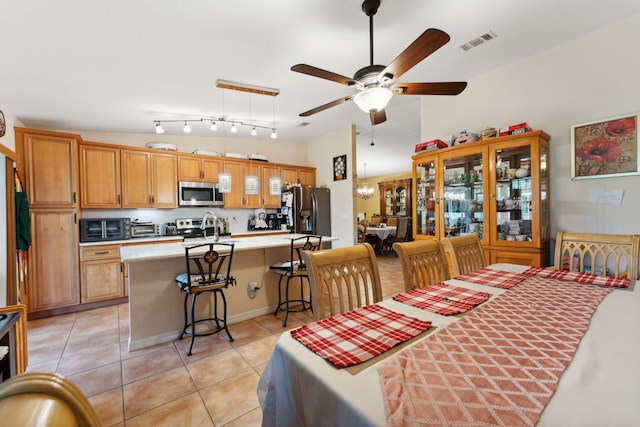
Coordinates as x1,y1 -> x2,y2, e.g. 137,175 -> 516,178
412,131 -> 550,267
378,179 -> 411,217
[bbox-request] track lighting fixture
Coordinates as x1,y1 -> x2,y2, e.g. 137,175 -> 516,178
251,127 -> 257,136
183,121 -> 191,133
209,121 -> 217,131
152,118 -> 277,136
155,122 -> 165,134
270,129 -> 277,139
230,123 -> 238,133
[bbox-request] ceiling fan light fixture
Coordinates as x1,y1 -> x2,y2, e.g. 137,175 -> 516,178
353,87 -> 392,114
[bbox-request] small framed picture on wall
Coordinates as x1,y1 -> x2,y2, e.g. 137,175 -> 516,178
333,155 -> 347,181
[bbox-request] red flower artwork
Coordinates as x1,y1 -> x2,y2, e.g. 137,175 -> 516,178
576,137 -> 621,163
605,117 -> 636,138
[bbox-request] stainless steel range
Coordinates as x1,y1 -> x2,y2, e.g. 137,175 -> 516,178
174,217 -> 216,238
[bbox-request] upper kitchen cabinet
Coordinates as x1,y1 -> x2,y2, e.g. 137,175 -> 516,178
16,128 -> 79,208
412,131 -> 550,267
121,149 -> 178,208
281,165 -> 316,187
378,179 -> 411,217
79,142 -> 121,208
261,164 -> 282,208
222,160 -> 286,208
178,154 -> 222,182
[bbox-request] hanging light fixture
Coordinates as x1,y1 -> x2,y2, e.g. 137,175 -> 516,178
357,162 -> 374,200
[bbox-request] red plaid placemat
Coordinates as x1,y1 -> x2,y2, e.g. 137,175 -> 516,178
290,305 -> 432,368
393,283 -> 489,316
454,267 -> 529,289
523,266 -> 630,288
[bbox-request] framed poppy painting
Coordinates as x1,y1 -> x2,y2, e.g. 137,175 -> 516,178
571,113 -> 639,179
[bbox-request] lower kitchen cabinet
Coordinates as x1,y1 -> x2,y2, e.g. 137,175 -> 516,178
79,245 -> 124,303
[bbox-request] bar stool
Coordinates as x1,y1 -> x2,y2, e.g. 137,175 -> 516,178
269,235 -> 322,326
175,241 -> 236,356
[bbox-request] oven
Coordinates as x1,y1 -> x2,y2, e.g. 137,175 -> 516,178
80,218 -> 131,242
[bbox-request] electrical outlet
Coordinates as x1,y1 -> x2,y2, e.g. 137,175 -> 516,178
247,282 -> 258,299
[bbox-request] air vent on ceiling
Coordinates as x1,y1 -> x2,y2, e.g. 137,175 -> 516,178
459,31 -> 497,51
297,122 -> 311,127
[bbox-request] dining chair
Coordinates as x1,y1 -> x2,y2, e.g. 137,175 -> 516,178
269,235 -> 323,326
386,216 -> 398,227
302,243 -> 383,321
441,234 -> 487,276
0,371 -> 102,427
369,215 -> 382,226
381,216 -> 410,254
393,240 -> 451,291
175,241 -> 236,356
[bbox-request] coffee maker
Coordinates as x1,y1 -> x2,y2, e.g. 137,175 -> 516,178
266,213 -> 286,230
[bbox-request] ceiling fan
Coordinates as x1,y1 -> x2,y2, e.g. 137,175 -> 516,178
291,0 -> 467,125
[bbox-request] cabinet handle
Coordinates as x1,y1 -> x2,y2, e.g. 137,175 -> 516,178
95,251 -> 109,255
74,213 -> 77,224
117,195 -> 121,204
73,192 -> 76,204
200,170 -> 204,179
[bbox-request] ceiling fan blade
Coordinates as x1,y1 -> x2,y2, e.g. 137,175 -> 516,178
291,64 -> 359,86
299,95 -> 354,117
370,109 -> 387,125
378,28 -> 450,82
392,82 -> 467,96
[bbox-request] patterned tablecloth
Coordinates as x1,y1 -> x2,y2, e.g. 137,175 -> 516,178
392,283 -> 489,315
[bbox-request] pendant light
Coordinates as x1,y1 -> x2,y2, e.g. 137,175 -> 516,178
357,162 -> 374,200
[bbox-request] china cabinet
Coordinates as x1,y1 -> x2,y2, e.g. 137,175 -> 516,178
412,131 -> 550,267
378,179 -> 411,217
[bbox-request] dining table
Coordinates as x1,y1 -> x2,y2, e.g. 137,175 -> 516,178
365,225 -> 397,241
257,263 -> 640,427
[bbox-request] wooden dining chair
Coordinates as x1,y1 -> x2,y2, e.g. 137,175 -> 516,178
386,216 -> 398,227
369,215 -> 382,226
302,243 -> 383,320
393,240 -> 450,291
441,234 -> 487,276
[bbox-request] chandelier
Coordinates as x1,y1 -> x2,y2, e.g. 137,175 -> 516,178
357,163 -> 374,200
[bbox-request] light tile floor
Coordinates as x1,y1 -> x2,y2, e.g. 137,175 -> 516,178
26,253 -> 402,426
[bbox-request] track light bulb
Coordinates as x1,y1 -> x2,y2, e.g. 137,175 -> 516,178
251,127 -> 257,136
210,121 -> 217,131
230,123 -> 238,133
155,123 -> 165,134
183,121 -> 191,133
270,129 -> 277,139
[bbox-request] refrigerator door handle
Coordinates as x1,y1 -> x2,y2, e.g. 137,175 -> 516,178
311,190 -> 318,234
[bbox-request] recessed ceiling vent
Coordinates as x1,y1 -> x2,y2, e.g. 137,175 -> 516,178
459,31 -> 497,51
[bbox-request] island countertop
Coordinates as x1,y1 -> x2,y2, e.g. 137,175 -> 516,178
120,233 -> 336,263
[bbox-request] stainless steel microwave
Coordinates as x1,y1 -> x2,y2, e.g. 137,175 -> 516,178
178,181 -> 224,207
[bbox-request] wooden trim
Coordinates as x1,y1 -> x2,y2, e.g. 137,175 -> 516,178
5,156 -> 18,305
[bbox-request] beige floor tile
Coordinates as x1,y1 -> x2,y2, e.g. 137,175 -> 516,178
200,370 -> 261,426
125,392 -> 214,427
175,332 -> 234,364
223,406 -> 263,427
120,339 -> 175,361
186,349 -> 251,390
122,347 -> 183,384
67,361 -> 122,397
227,319 -> 271,347
88,386 -> 124,427
65,328 -> 120,353
25,359 -> 59,373
252,312 -> 306,334
123,366 -> 196,419
57,342 -> 121,376
235,335 -> 278,368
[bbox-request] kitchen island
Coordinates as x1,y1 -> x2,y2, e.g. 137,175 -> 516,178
120,234 -> 337,351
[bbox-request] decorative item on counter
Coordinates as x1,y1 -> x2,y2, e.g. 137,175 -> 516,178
453,130 -> 479,146
478,127 -> 497,139
498,122 -> 532,137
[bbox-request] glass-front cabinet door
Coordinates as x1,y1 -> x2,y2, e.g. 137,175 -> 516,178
415,158 -> 438,237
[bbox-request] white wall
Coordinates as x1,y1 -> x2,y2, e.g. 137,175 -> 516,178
420,14 -> 640,236
307,124 -> 356,247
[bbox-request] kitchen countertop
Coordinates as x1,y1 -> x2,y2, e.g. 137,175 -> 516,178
120,233 -> 337,263
80,229 -> 290,247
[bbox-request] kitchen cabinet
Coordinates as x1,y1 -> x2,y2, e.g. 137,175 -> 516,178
15,128 -> 81,315
19,128 -> 78,209
412,131 -> 550,267
223,159 -> 284,208
281,165 -> 316,187
79,142 -> 121,208
28,210 -> 80,312
121,149 -> 178,208
178,154 -> 222,182
378,179 -> 411,217
80,245 -> 124,303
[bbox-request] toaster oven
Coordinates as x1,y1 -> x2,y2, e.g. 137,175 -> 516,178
131,223 -> 160,238
80,218 -> 131,242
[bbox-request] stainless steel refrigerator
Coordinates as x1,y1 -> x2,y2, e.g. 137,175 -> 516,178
284,187 -> 331,247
